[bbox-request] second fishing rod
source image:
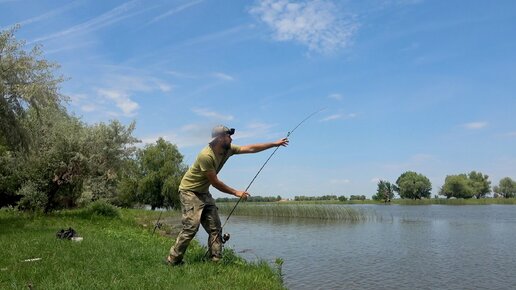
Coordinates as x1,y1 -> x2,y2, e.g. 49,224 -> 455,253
203,108 -> 325,260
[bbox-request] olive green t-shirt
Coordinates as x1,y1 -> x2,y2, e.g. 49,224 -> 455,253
179,144 -> 241,193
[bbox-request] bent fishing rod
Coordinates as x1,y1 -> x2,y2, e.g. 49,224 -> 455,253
204,108 -> 325,259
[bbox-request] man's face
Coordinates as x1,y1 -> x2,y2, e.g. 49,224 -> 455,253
221,133 -> 232,150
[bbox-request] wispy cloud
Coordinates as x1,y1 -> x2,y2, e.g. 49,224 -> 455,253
212,72 -> 234,81
31,0 -> 147,43
192,108 -> 234,121
250,0 -> 358,53
328,93 -> 342,100
370,177 -> 382,184
503,132 -> 516,137
1,1 -> 80,30
141,123 -> 210,148
462,121 -> 488,130
147,0 -> 203,25
233,122 -> 279,140
97,89 -> 139,117
320,113 -> 356,122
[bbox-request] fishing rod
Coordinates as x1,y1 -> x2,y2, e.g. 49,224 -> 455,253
203,108 -> 326,260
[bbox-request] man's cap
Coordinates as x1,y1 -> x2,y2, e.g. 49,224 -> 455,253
210,125 -> 235,143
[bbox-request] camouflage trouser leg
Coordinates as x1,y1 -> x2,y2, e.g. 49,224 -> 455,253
169,190 -> 222,262
200,204 -> 222,259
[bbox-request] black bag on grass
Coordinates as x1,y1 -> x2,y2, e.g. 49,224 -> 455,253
56,227 -> 77,240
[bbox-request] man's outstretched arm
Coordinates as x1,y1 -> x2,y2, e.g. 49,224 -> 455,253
238,138 -> 289,154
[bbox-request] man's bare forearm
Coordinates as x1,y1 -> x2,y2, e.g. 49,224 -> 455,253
211,180 -> 238,196
245,142 -> 277,153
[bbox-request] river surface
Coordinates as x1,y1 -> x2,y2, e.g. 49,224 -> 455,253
197,205 -> 516,290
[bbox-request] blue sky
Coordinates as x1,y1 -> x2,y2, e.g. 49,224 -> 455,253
2,0 -> 515,198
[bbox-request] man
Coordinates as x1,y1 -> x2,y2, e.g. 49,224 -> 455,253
166,125 -> 289,265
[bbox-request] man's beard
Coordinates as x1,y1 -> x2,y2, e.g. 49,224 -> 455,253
222,141 -> 231,150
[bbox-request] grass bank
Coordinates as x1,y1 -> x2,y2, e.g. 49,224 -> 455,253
217,203 -> 376,221
0,208 -> 284,290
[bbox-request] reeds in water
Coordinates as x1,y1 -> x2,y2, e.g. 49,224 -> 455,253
217,203 -> 374,221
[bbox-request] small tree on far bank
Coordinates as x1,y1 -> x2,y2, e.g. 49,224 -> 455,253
372,180 -> 395,202
493,177 -> 516,198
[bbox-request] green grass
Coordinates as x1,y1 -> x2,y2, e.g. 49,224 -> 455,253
217,203 -> 375,221
0,208 -> 284,290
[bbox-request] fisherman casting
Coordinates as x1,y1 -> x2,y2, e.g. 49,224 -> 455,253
165,125 -> 289,265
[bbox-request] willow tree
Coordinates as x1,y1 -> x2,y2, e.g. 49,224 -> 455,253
0,26 -> 65,150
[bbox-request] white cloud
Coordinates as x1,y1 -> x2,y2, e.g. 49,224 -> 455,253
80,104 -> 98,112
320,112 -> 356,122
140,123 -> 211,148
31,0 -> 147,43
370,177 -> 382,184
250,0 -> 358,53
148,0 -> 203,24
321,114 -> 342,122
192,108 -> 234,121
504,132 -> 516,137
212,72 -> 235,81
462,121 -> 488,130
234,122 -> 278,140
328,93 -> 342,100
1,1 -> 79,30
97,89 -> 139,117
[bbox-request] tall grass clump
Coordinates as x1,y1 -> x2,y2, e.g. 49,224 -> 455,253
217,203 -> 373,221
80,199 -> 121,218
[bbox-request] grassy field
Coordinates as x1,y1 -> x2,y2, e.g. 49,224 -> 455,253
0,208 -> 284,290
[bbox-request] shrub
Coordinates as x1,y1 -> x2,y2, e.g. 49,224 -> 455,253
83,200 -> 120,218
17,181 -> 47,212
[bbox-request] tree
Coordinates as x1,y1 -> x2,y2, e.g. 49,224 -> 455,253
1,26 -> 65,150
440,174 -> 474,199
468,171 -> 491,198
493,177 -> 516,198
372,180 -> 395,202
395,171 -> 432,199
134,138 -> 187,210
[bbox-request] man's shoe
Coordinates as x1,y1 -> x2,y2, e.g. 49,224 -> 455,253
163,255 -> 184,267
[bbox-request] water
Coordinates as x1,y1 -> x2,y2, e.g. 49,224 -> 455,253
197,205 -> 516,289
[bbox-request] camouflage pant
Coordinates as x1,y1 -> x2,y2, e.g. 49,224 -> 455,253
169,190 -> 222,262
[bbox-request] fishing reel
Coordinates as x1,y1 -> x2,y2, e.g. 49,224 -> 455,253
222,233 -> 230,244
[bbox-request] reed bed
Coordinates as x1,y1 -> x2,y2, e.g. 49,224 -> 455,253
217,203 -> 375,221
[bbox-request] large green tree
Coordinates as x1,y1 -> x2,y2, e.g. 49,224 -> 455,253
1,26 -> 65,150
131,138 -> 187,210
372,180 -> 395,202
439,171 -> 490,199
395,171 -> 432,199
493,177 -> 516,198
468,171 -> 491,198
440,174 -> 474,199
